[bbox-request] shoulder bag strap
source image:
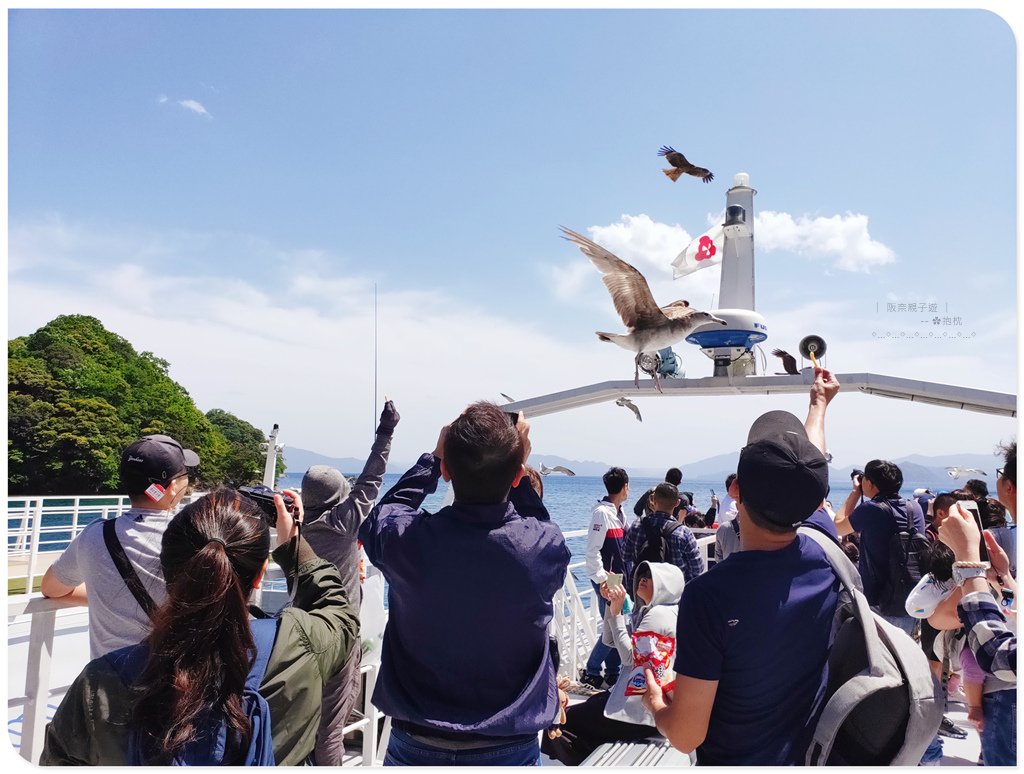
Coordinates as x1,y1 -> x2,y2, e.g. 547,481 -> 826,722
102,518 -> 157,620
246,617 -> 280,691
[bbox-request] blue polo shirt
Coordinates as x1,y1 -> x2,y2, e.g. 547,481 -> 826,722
674,534 -> 840,765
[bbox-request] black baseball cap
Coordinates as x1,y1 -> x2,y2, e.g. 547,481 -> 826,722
120,434 -> 200,486
737,411 -> 829,528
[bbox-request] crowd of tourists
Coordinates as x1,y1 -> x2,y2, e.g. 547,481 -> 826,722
35,369 -> 1016,766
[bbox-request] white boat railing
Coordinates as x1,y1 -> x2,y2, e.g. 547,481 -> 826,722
7,497 -> 718,764
6,494 -> 206,594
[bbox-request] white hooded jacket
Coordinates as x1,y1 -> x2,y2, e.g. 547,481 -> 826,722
600,561 -> 685,726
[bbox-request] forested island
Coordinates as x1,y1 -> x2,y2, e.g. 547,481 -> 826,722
8,315 -> 284,495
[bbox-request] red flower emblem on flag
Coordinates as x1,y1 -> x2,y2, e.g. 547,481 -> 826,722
696,235 -> 717,262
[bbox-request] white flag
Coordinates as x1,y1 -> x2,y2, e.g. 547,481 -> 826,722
671,223 -> 725,278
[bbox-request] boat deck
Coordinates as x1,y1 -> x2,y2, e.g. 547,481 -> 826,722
6,604 -> 982,766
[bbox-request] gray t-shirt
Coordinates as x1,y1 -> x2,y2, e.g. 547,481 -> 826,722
49,507 -> 172,659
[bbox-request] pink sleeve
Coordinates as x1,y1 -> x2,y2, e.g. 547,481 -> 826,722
960,642 -> 985,685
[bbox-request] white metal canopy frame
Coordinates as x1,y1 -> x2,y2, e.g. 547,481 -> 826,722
501,372 -> 1016,419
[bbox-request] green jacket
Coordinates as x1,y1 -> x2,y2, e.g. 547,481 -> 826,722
40,536 -> 359,766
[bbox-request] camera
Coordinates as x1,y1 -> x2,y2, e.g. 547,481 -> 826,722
850,469 -> 864,481
237,485 -> 296,525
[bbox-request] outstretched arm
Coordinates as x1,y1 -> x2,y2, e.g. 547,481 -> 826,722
357,426 -> 446,570
804,367 -> 839,455
327,400 -> 400,534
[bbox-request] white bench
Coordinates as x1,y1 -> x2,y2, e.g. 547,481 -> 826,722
580,739 -> 695,767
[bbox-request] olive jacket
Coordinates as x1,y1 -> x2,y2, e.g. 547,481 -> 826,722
40,536 -> 359,766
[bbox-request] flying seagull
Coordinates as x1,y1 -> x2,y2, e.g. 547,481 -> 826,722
499,393 -> 515,403
946,467 -> 988,479
658,146 -> 714,183
540,463 -> 576,476
560,226 -> 727,392
615,396 -> 642,422
771,349 -> 800,375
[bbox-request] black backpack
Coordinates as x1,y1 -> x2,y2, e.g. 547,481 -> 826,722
878,500 -> 930,617
635,517 -> 683,566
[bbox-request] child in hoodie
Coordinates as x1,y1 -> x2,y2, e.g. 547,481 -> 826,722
541,561 -> 685,766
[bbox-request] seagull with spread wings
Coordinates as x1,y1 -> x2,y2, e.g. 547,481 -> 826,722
946,467 -> 988,479
658,146 -> 714,183
616,396 -> 642,422
561,226 -> 727,392
540,463 -> 576,477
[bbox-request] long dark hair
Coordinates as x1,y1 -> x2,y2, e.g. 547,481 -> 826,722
132,489 -> 271,762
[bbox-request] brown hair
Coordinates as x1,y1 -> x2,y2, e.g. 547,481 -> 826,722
132,489 -> 271,763
444,402 -> 525,505
524,466 -> 544,499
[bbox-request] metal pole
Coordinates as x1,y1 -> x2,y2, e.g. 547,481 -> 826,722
24,500 -> 44,596
362,663 -> 378,765
261,425 -> 280,488
374,282 -> 378,433
21,609 -> 56,763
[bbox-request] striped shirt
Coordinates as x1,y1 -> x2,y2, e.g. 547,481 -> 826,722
957,591 -> 1017,684
623,511 -> 705,589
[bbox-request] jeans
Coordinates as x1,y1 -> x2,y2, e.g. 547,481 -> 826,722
383,727 -> 541,766
879,612 -> 917,637
584,582 -> 621,682
981,689 -> 1016,766
919,733 -> 943,765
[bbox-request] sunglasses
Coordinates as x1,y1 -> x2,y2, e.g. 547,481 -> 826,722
997,467 -> 1005,478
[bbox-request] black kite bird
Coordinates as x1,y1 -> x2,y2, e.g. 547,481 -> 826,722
658,146 -> 714,183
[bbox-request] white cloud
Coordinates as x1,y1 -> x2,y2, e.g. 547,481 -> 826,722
546,261 -> 594,301
551,214 -> 722,316
177,99 -> 211,117
755,210 -> 896,273
587,214 -> 690,277
7,217 -> 1011,470
157,94 -> 168,104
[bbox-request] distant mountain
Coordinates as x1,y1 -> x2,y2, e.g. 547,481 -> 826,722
674,452 -> 740,483
526,454 -> 667,478
285,445 -> 1001,491
282,446 -> 389,475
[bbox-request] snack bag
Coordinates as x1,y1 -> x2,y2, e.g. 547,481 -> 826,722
623,630 -> 676,696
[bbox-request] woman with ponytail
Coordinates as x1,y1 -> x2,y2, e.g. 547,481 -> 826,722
41,488 -> 360,766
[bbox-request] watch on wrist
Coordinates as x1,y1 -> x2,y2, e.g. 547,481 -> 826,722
952,562 -> 990,585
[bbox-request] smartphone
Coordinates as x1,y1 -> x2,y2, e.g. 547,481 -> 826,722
606,573 -> 623,589
958,499 -> 989,561
711,489 -> 716,496
506,411 -> 520,427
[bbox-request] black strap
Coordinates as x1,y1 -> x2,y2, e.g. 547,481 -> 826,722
103,518 -> 157,620
661,519 -> 684,539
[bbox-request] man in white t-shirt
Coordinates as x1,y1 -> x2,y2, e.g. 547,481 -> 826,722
717,474 -> 739,523
41,434 -> 199,658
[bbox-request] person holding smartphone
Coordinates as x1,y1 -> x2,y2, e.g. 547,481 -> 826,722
939,490 -> 1017,767
358,402 -> 570,766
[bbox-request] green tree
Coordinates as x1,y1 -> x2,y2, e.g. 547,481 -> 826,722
205,408 -> 285,486
8,315 -> 280,494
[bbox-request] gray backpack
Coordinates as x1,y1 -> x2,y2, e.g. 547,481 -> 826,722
798,528 -> 943,766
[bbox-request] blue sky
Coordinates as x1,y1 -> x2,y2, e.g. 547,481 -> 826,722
7,7 -> 1019,473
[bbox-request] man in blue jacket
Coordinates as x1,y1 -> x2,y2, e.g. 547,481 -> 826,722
359,402 -> 571,766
